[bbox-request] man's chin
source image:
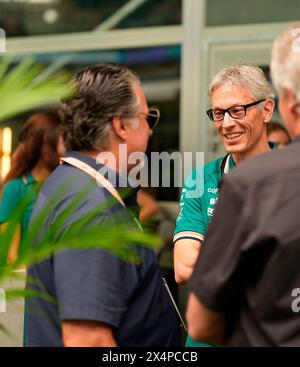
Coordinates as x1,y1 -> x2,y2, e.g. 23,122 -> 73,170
224,144 -> 246,155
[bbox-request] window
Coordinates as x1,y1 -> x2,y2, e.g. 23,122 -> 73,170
207,0 -> 300,26
1,0 -> 181,37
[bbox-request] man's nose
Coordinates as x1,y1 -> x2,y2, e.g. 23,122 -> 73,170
222,112 -> 236,128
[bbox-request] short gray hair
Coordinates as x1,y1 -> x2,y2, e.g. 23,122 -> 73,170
209,64 -> 274,101
59,63 -> 140,151
271,21 -> 300,105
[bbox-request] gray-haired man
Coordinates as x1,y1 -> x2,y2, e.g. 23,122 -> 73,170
174,64 -> 275,287
187,22 -> 300,346
174,64 -> 275,347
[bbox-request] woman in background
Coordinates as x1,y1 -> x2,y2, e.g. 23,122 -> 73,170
0,111 -> 65,263
268,121 -> 291,148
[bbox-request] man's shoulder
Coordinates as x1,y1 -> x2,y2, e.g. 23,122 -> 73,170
227,142 -> 300,188
182,155 -> 225,198
180,156 -> 224,201
189,155 -> 224,181
35,164 -> 112,225
204,155 -> 225,175
42,163 -> 107,200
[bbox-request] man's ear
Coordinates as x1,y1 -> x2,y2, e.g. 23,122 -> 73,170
286,89 -> 300,119
263,99 -> 275,123
111,116 -> 127,141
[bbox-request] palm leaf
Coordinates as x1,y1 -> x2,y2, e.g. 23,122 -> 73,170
0,182 -> 160,280
0,57 -> 74,122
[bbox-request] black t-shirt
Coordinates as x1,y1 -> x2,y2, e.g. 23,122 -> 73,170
189,136 -> 300,346
25,151 -> 180,347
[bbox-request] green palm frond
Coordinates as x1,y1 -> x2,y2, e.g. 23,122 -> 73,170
0,178 -> 161,280
0,57 -> 74,122
0,179 -> 161,338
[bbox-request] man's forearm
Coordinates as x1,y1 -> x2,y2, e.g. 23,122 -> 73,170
174,240 -> 202,284
62,320 -> 117,347
186,293 -> 225,345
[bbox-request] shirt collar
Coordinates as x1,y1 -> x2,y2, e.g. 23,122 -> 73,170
224,141 -> 277,175
25,173 -> 37,185
64,151 -> 101,171
268,141 -> 277,150
64,150 -> 139,191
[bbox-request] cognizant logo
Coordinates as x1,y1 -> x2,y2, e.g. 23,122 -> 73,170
207,188 -> 218,194
0,288 -> 6,313
0,28 -> 6,53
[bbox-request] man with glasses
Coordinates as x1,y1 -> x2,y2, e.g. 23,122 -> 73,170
24,64 -> 180,347
187,22 -> 300,346
173,64 -> 275,346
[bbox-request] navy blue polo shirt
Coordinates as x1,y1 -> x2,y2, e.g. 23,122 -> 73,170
24,151 -> 180,347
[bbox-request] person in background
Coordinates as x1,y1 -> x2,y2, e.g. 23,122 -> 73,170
0,112 -> 65,263
137,189 -> 160,224
268,121 -> 291,147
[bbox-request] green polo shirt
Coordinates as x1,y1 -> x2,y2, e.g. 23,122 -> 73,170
174,143 -> 277,244
174,154 -> 235,244
174,143 -> 276,347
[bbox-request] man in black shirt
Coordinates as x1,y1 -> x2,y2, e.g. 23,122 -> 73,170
186,21 -> 300,346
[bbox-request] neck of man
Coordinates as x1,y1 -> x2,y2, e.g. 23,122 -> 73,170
81,146 -> 128,175
288,116 -> 300,139
232,139 -> 271,165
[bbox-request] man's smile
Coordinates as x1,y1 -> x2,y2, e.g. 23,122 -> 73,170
224,132 -> 245,141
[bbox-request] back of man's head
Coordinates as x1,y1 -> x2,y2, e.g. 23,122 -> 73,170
209,64 -> 274,101
59,63 -> 140,151
271,22 -> 300,107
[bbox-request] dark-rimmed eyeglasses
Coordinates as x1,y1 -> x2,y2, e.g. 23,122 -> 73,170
206,99 -> 266,123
